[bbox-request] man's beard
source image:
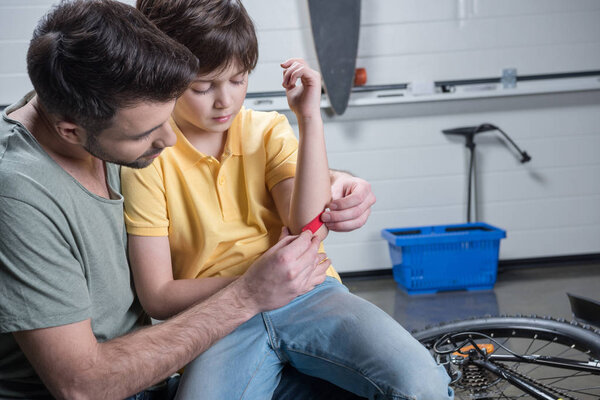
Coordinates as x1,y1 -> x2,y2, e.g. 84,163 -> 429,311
84,134 -> 157,169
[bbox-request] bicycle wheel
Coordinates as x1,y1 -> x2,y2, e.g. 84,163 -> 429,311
413,316 -> 600,400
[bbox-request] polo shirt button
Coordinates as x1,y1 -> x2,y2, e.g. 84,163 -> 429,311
219,176 -> 225,185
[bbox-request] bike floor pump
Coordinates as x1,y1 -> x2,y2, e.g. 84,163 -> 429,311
442,124 -> 531,223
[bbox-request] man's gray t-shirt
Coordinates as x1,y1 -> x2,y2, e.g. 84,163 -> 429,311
0,94 -> 147,398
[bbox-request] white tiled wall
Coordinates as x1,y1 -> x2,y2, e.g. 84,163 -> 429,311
1,0 -> 599,272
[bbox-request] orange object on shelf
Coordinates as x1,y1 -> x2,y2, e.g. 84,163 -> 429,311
354,67 -> 367,86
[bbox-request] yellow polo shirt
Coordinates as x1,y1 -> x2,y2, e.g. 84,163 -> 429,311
121,108 -> 339,281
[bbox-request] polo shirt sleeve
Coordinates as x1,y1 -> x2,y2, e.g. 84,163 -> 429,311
0,196 -> 91,333
121,163 -> 169,237
264,113 -> 298,191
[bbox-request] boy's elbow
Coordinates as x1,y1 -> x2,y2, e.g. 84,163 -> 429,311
143,303 -> 172,321
137,294 -> 172,321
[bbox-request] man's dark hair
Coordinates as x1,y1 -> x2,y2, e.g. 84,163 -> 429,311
27,0 -> 199,133
136,0 -> 258,75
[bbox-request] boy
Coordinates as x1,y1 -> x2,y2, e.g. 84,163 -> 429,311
122,0 -> 453,399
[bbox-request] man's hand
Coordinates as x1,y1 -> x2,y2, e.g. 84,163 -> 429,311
239,229 -> 330,312
321,172 -> 376,232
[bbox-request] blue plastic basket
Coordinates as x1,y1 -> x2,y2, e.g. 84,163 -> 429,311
381,223 -> 506,295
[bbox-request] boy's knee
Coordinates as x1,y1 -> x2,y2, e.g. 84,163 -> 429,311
396,365 -> 452,400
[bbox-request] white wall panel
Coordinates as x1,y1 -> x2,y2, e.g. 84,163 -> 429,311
358,12 -> 600,58
1,1 -> 598,274
245,0 -> 600,91
305,91 -> 600,272
0,42 -> 27,75
473,0 -> 600,18
256,29 -> 315,63
0,5 -> 48,40
244,1 -> 307,30
356,42 -> 600,85
360,0 -> 600,24
0,75 -> 33,104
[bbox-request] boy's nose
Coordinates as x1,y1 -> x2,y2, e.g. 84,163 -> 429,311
214,89 -> 232,109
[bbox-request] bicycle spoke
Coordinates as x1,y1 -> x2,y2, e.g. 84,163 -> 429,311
519,345 -> 585,377
552,385 -> 600,397
537,371 -> 592,383
529,339 -> 555,356
522,335 -> 537,355
416,316 -> 600,400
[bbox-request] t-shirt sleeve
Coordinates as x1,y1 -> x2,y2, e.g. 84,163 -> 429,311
264,114 -> 298,191
121,163 -> 169,237
0,196 -> 91,333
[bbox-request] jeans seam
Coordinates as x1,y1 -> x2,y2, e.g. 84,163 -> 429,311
261,312 -> 288,363
284,347 -> 415,400
239,349 -> 271,400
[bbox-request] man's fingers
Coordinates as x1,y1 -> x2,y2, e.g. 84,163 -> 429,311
323,191 -> 375,220
316,253 -> 328,265
294,252 -> 330,291
325,208 -> 371,232
267,229 -> 309,257
280,230 -> 316,262
279,226 -> 290,241
285,235 -> 319,276
314,255 -> 331,274
328,185 -> 374,211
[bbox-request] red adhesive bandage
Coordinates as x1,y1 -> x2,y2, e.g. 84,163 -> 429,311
301,211 -> 325,234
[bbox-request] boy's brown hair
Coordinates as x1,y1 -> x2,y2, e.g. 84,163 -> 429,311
137,0 -> 258,75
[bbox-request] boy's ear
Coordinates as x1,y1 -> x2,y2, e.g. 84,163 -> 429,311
55,120 -> 87,145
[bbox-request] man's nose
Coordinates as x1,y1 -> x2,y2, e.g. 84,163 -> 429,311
153,122 -> 177,149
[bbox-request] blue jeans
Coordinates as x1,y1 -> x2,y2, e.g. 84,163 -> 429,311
124,368 -> 361,400
125,375 -> 180,400
175,277 -> 453,400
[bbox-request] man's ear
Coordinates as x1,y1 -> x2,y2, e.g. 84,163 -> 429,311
55,120 -> 87,145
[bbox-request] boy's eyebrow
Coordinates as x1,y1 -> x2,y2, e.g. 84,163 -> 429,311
193,70 -> 246,82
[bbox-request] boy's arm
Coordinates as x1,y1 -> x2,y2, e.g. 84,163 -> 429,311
14,231 -> 330,400
274,59 -> 330,241
128,234 -> 236,320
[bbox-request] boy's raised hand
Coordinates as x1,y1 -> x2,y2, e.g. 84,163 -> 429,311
281,58 -> 322,119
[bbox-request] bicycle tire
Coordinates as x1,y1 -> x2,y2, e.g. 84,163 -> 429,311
412,315 -> 600,400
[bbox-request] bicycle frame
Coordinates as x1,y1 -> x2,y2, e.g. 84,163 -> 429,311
471,358 -> 563,400
488,354 -> 600,374
434,332 -> 600,400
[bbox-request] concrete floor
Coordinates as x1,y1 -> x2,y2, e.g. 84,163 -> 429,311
345,262 -> 600,333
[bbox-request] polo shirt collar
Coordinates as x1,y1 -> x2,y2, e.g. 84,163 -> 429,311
169,111 -> 244,168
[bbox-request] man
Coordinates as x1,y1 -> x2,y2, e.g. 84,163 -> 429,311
0,1 -> 375,398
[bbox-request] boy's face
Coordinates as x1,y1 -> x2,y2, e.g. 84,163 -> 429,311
173,61 -> 248,136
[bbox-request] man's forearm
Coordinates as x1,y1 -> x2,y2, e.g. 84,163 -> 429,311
109,281 -> 254,394
17,233 -> 323,400
58,280 -> 257,399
